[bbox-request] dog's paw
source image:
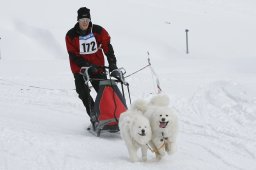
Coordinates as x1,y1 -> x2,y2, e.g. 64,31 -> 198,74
142,156 -> 147,162
167,145 -> 177,155
159,150 -> 166,156
155,154 -> 162,161
130,157 -> 139,162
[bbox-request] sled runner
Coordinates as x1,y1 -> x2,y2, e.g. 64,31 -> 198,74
80,66 -> 130,137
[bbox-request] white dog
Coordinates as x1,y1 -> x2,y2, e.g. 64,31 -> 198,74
119,107 -> 152,162
144,95 -> 178,160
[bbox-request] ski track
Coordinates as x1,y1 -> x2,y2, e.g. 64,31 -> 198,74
1,78 -> 256,169
191,141 -> 244,170
175,81 -> 256,170
0,79 -> 81,116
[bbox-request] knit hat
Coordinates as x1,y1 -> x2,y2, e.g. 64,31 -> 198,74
77,7 -> 91,20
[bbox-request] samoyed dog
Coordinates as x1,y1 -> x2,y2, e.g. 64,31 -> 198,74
119,102 -> 152,162
144,95 -> 178,160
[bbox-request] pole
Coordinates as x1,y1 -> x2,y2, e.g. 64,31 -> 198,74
185,29 -> 189,54
0,37 -> 2,60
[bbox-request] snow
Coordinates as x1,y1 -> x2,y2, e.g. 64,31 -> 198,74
0,0 -> 256,169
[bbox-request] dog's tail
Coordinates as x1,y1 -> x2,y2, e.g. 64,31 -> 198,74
131,99 -> 148,113
150,94 -> 170,106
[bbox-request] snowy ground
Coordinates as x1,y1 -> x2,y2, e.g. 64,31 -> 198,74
0,0 -> 256,169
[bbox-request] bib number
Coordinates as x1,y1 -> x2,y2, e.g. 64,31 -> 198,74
79,33 -> 97,54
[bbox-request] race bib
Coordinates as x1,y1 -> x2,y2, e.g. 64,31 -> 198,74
79,33 -> 98,54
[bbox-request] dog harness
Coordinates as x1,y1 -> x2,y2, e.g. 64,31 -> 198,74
147,132 -> 169,153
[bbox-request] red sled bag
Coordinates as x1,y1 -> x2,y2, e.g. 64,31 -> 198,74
81,67 -> 130,137
93,80 -> 127,133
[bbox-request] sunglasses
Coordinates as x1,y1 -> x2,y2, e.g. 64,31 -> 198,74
78,18 -> 91,23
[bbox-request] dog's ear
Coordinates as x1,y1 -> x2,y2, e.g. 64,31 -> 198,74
131,99 -> 148,113
150,94 -> 170,106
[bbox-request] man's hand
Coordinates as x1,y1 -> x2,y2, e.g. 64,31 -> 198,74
110,69 -> 122,81
88,65 -> 98,76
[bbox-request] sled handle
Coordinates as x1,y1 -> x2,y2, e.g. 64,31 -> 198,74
80,66 -> 91,84
80,66 -> 128,85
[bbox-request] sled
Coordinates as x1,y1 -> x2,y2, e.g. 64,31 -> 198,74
80,66 -> 130,137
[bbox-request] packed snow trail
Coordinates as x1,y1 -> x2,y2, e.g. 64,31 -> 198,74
1,78 -> 256,170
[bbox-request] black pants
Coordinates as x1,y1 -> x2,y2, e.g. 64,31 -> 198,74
73,73 -> 106,117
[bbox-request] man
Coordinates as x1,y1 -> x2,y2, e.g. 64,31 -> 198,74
65,7 -> 118,124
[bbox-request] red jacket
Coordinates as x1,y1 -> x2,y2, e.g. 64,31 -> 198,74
65,22 -> 116,73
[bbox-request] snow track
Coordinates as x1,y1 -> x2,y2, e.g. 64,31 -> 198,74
1,79 -> 255,169
175,81 -> 256,170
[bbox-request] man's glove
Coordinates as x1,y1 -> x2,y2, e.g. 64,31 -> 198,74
110,69 -> 123,82
109,63 -> 118,72
88,65 -> 98,76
